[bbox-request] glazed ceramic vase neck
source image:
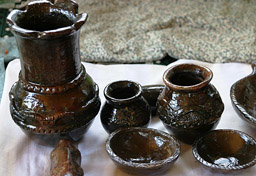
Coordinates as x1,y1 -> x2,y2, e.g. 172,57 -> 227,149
163,64 -> 213,92
7,0 -> 87,86
15,31 -> 81,86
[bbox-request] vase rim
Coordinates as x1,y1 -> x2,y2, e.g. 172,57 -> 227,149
104,80 -> 142,104
6,0 -> 87,39
163,63 -> 213,92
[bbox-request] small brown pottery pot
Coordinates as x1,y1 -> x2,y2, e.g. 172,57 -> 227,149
157,64 -> 224,144
100,80 -> 151,134
192,129 -> 256,173
230,61 -> 256,128
7,0 -> 101,143
106,127 -> 180,175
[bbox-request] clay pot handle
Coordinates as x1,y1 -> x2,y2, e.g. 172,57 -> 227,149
252,61 -> 256,75
50,140 -> 84,176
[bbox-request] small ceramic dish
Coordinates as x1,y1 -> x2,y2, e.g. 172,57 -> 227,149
142,85 -> 164,116
192,129 -> 256,173
230,62 -> 256,128
106,127 -> 180,175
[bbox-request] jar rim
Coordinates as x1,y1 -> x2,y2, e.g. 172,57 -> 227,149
163,64 -> 213,92
104,80 -> 142,104
6,0 -> 87,39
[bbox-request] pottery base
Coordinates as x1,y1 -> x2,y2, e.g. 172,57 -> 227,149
163,120 -> 220,145
20,119 -> 95,146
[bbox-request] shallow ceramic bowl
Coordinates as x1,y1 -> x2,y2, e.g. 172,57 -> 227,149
106,127 -> 180,175
192,129 -> 256,172
230,62 -> 256,128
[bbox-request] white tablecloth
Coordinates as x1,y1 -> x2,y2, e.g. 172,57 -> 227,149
0,59 -> 255,176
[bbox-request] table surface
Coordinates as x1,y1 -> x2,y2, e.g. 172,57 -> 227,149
0,59 -> 255,176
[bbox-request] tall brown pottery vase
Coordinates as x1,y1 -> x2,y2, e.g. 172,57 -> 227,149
157,64 -> 224,144
6,0 -> 101,143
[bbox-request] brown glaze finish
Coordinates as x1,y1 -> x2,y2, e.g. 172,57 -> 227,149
157,64 -> 224,144
192,129 -> 256,172
106,127 -> 180,175
7,0 -> 100,142
142,85 -> 164,116
7,0 -> 83,85
101,81 -> 151,134
230,61 -> 256,128
50,140 -> 83,176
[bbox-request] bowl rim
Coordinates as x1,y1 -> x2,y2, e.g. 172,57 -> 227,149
230,77 -> 256,127
192,129 -> 256,171
106,127 -> 180,169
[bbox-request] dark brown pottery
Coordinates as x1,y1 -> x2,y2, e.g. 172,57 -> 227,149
6,0 -> 101,143
230,62 -> 256,128
157,64 -> 224,144
101,80 -> 151,134
142,85 -> 164,116
192,129 -> 256,173
106,127 -> 180,175
50,139 -> 83,176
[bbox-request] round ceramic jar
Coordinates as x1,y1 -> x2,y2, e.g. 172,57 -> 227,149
101,80 -> 151,133
157,64 -> 224,144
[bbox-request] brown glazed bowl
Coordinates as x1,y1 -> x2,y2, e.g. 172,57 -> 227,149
230,62 -> 256,128
192,129 -> 256,173
106,127 -> 180,175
